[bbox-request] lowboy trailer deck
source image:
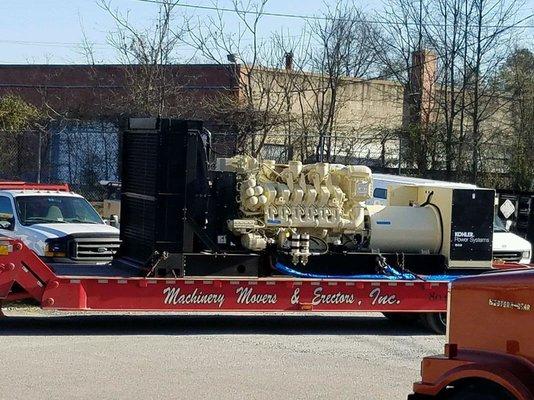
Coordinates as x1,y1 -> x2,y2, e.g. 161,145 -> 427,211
0,238 -> 526,332
0,238 -> 452,314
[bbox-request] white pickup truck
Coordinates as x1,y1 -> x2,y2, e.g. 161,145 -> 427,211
0,183 -> 120,264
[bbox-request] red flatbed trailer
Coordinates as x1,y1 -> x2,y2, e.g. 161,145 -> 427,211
0,238 -> 452,315
1,237 -> 526,322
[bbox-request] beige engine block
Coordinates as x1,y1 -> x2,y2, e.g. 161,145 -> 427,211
216,155 -> 372,264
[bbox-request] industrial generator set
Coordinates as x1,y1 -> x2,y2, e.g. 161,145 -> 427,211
116,118 -> 495,278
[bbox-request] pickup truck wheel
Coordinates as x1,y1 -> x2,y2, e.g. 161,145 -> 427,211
419,312 -> 447,334
382,312 -> 418,323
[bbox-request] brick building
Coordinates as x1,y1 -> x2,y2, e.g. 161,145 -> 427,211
0,55 -> 509,191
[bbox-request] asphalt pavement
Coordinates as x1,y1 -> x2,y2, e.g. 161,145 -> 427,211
0,311 -> 444,400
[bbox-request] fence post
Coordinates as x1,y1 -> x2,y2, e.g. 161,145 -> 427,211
37,130 -> 42,183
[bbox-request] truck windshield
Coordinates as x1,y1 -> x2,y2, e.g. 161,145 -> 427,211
493,215 -> 508,233
15,196 -> 103,225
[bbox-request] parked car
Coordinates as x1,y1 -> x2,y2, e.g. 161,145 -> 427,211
0,182 -> 120,264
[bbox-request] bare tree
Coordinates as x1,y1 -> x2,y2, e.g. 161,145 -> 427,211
98,0 -> 188,116
378,0 -> 524,183
373,0 -> 440,176
465,0 -> 522,182
185,0 -> 294,156
421,0 -> 469,179
499,48 -> 534,190
295,2 -> 383,161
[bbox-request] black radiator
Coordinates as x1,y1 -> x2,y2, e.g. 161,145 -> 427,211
119,117 -> 208,267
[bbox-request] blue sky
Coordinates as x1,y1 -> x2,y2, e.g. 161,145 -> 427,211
0,0 -> 532,64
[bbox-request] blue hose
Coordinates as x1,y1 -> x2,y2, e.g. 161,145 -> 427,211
273,261 -> 459,282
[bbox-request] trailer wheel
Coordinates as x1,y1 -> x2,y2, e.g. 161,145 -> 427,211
419,312 -> 447,334
382,312 -> 418,324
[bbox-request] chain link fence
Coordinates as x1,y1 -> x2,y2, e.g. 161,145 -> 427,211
210,131 -> 402,169
0,123 -> 524,203
0,120 -> 120,201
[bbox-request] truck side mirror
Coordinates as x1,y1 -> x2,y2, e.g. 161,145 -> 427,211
0,218 -> 14,230
110,214 -> 119,228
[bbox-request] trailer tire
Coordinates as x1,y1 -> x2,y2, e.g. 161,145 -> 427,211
419,312 -> 447,334
382,312 -> 418,324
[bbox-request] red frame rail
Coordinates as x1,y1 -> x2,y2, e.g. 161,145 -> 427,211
0,238 -> 450,313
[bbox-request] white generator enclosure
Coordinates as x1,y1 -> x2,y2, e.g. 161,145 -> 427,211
369,206 -> 442,254
388,185 -> 495,269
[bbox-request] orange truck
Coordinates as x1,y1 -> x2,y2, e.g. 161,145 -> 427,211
409,269 -> 534,400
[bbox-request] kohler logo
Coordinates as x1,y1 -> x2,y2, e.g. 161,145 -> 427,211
455,231 -> 474,238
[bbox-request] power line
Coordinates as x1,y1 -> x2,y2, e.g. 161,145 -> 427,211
3,2 -> 531,52
122,0 -> 534,29
3,1 -> 531,81
0,34 -> 308,51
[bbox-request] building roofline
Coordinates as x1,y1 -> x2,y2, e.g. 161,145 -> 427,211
253,65 -> 403,87
0,63 -> 401,87
0,63 -> 235,68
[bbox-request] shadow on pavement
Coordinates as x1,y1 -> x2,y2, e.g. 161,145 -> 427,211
0,313 -> 437,336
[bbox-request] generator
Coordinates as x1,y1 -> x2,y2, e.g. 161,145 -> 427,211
386,185 -> 494,269
117,118 -> 494,278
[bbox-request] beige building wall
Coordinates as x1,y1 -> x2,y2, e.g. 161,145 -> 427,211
246,56 -> 511,172
246,67 -> 405,163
